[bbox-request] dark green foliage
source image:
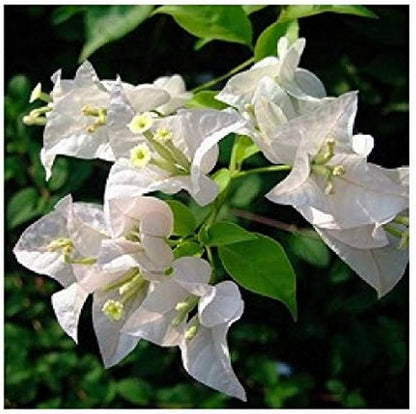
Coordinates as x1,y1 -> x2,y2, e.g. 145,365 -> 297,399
4,5 -> 408,408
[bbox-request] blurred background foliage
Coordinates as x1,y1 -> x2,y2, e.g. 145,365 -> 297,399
4,5 -> 408,408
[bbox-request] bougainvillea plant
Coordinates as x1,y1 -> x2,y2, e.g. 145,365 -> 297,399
13,5 -> 408,403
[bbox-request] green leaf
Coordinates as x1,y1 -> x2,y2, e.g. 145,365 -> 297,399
155,5 -> 252,47
80,5 -> 154,61
194,38 -> 213,51
202,221 -> 257,247
231,135 -> 260,168
166,200 -> 197,237
7,188 -> 41,229
47,158 -> 69,191
117,378 -> 152,405
242,5 -> 267,15
231,174 -> 262,208
185,91 -> 227,110
212,168 -> 232,194
289,232 -> 330,268
219,233 -> 297,319
7,75 -> 31,101
173,241 -> 204,259
280,5 -> 377,22
254,19 -> 299,61
51,6 -> 85,25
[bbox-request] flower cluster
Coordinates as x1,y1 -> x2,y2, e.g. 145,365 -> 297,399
14,36 -> 408,401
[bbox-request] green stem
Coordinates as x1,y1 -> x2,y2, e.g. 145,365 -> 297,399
234,165 -> 291,178
191,57 -> 255,93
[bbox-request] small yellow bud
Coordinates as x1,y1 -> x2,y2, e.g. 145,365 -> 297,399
130,143 -> 152,168
332,165 -> 346,176
128,113 -> 154,134
154,128 -> 172,142
185,324 -> 198,340
102,300 -> 124,321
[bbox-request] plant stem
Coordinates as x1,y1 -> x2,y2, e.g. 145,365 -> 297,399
191,57 -> 255,93
231,208 -> 321,239
234,164 -> 291,178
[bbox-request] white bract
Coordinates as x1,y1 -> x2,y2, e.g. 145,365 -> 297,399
105,96 -> 246,205
13,194 -> 107,342
35,61 -> 169,180
216,36 -> 326,112
123,257 -> 246,400
265,92 -> 408,229
314,167 -> 409,297
153,74 -> 193,115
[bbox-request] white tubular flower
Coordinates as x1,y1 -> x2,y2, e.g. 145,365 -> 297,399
99,195 -> 174,273
13,194 -> 108,343
315,167 -> 409,298
41,64 -> 169,180
123,258 -> 246,400
105,108 -> 246,206
153,74 -> 193,115
265,92 -> 408,229
216,36 -> 326,111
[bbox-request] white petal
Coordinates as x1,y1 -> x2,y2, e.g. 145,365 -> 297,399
13,195 -> 75,287
51,282 -> 89,343
104,160 -> 170,201
266,147 -> 311,202
294,68 -> 326,98
215,58 -> 279,110
180,314 -> 246,401
69,202 -> 108,257
98,238 -> 150,272
173,257 -> 212,296
106,195 -> 173,238
92,287 -> 144,368
279,38 -> 306,84
122,278 -> 187,346
352,134 -> 374,157
126,85 -> 170,113
199,281 -> 243,327
322,224 -> 389,249
141,234 -> 174,269
173,174 -> 218,207
107,79 -> 139,158
316,228 -> 408,298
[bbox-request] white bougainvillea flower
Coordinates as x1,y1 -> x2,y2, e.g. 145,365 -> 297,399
40,62 -> 169,179
13,194 -> 108,341
13,194 -> 107,286
314,167 -> 409,297
216,36 -> 326,111
105,106 -> 246,206
47,195 -> 175,365
153,74 -> 193,115
265,92 -> 408,229
123,257 -> 246,400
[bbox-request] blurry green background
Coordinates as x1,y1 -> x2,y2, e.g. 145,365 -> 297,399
4,5 -> 408,408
